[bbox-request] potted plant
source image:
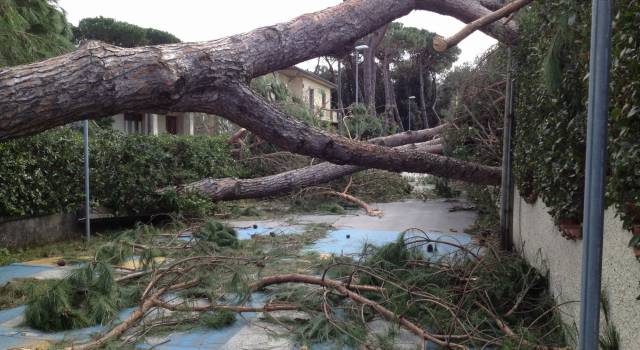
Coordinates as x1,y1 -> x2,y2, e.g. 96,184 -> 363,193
628,234 -> 640,260
558,218 -> 582,240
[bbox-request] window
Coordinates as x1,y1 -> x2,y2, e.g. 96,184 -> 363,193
166,116 -> 178,135
308,88 -> 315,111
124,113 -> 143,134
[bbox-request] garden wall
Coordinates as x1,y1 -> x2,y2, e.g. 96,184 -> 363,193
0,213 -> 81,248
513,187 -> 640,349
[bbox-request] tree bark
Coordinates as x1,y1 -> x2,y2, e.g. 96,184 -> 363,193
172,126 -> 447,200
363,25 -> 388,114
0,0 -> 509,185
432,0 -> 530,52
418,62 -> 430,128
382,51 -> 402,131
0,0 -> 516,141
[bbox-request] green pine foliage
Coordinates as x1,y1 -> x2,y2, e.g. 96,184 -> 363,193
199,310 -> 237,329
193,221 -> 239,248
25,262 -> 120,331
0,0 -> 74,67
74,17 -> 180,47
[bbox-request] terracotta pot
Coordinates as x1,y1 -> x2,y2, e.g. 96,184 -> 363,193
634,247 -> 640,258
632,224 -> 640,236
559,219 -> 582,240
525,192 -> 538,204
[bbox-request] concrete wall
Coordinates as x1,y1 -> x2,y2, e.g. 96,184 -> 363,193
513,187 -> 640,348
0,213 -> 81,248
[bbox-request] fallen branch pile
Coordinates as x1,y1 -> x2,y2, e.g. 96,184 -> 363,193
18,222 -> 573,350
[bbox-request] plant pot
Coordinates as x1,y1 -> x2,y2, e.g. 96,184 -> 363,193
634,247 -> 640,258
559,219 -> 582,240
525,192 -> 538,204
632,224 -> 640,236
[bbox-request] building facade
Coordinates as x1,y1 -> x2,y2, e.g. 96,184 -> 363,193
110,67 -> 337,135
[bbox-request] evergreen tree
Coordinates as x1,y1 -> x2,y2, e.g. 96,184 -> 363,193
74,17 -> 180,47
0,0 -> 74,67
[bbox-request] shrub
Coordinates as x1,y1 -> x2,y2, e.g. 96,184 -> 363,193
0,127 -> 242,218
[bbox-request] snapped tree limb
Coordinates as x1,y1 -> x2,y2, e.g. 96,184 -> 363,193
169,125 -> 448,200
433,0 -> 532,52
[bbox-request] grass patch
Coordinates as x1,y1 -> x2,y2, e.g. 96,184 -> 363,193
0,278 -> 57,310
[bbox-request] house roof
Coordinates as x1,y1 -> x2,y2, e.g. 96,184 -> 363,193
277,66 -> 337,89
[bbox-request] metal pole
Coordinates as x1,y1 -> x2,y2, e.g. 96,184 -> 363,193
83,119 -> 91,241
355,50 -> 359,105
579,1 -> 612,349
408,100 -> 411,131
500,48 -> 515,251
337,59 -> 343,133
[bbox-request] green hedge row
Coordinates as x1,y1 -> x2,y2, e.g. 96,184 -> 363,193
0,127 -> 242,218
513,0 -> 640,228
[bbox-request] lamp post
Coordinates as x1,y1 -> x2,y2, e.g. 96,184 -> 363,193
408,96 -> 416,130
354,44 -> 368,105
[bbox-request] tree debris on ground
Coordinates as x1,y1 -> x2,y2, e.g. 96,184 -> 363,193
12,220 -> 571,350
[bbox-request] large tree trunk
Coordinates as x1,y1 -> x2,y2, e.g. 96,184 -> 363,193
363,25 -> 388,114
382,51 -> 402,131
418,62 -> 429,128
174,126 -> 447,200
0,0 -> 517,185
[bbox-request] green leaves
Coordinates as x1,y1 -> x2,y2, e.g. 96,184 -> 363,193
0,128 -> 241,219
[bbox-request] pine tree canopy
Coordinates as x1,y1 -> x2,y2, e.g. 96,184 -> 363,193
0,0 -> 74,67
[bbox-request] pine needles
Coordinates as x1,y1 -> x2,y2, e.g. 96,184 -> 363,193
194,220 -> 239,248
0,0 -> 74,67
25,262 -> 120,331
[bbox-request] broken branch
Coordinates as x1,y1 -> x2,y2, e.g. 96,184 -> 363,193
433,0 -> 532,52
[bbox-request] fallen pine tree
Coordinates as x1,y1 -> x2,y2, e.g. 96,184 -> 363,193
168,125 -> 447,201
0,0 -> 526,185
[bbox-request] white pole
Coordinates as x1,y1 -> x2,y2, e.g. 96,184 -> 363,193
83,119 -> 90,241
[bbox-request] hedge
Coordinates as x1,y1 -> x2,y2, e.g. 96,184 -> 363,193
513,0 -> 640,229
0,127 -> 242,219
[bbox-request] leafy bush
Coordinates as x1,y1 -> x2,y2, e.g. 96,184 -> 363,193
513,0 -> 640,228
0,128 -> 242,218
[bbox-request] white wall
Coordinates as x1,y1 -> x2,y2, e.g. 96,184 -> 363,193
111,113 -> 125,132
513,187 -> 640,348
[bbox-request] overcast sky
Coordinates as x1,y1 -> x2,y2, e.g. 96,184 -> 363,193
58,0 -> 496,68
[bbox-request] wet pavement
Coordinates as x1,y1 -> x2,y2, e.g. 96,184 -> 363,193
0,198 -> 477,349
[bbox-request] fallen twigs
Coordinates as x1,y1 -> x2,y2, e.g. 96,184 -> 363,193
54,222 -> 569,350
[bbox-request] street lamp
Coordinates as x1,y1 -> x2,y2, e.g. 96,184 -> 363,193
408,96 -> 416,130
354,44 -> 369,105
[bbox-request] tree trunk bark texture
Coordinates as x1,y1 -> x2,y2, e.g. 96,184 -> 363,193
418,63 -> 430,128
0,0 -> 511,185
174,126 -> 448,200
363,25 -> 388,114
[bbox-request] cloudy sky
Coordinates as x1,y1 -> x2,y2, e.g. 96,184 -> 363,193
58,0 -> 496,68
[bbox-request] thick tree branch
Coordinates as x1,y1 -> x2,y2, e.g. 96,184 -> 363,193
206,84 -> 501,185
433,0 -> 531,52
171,127 -> 447,200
